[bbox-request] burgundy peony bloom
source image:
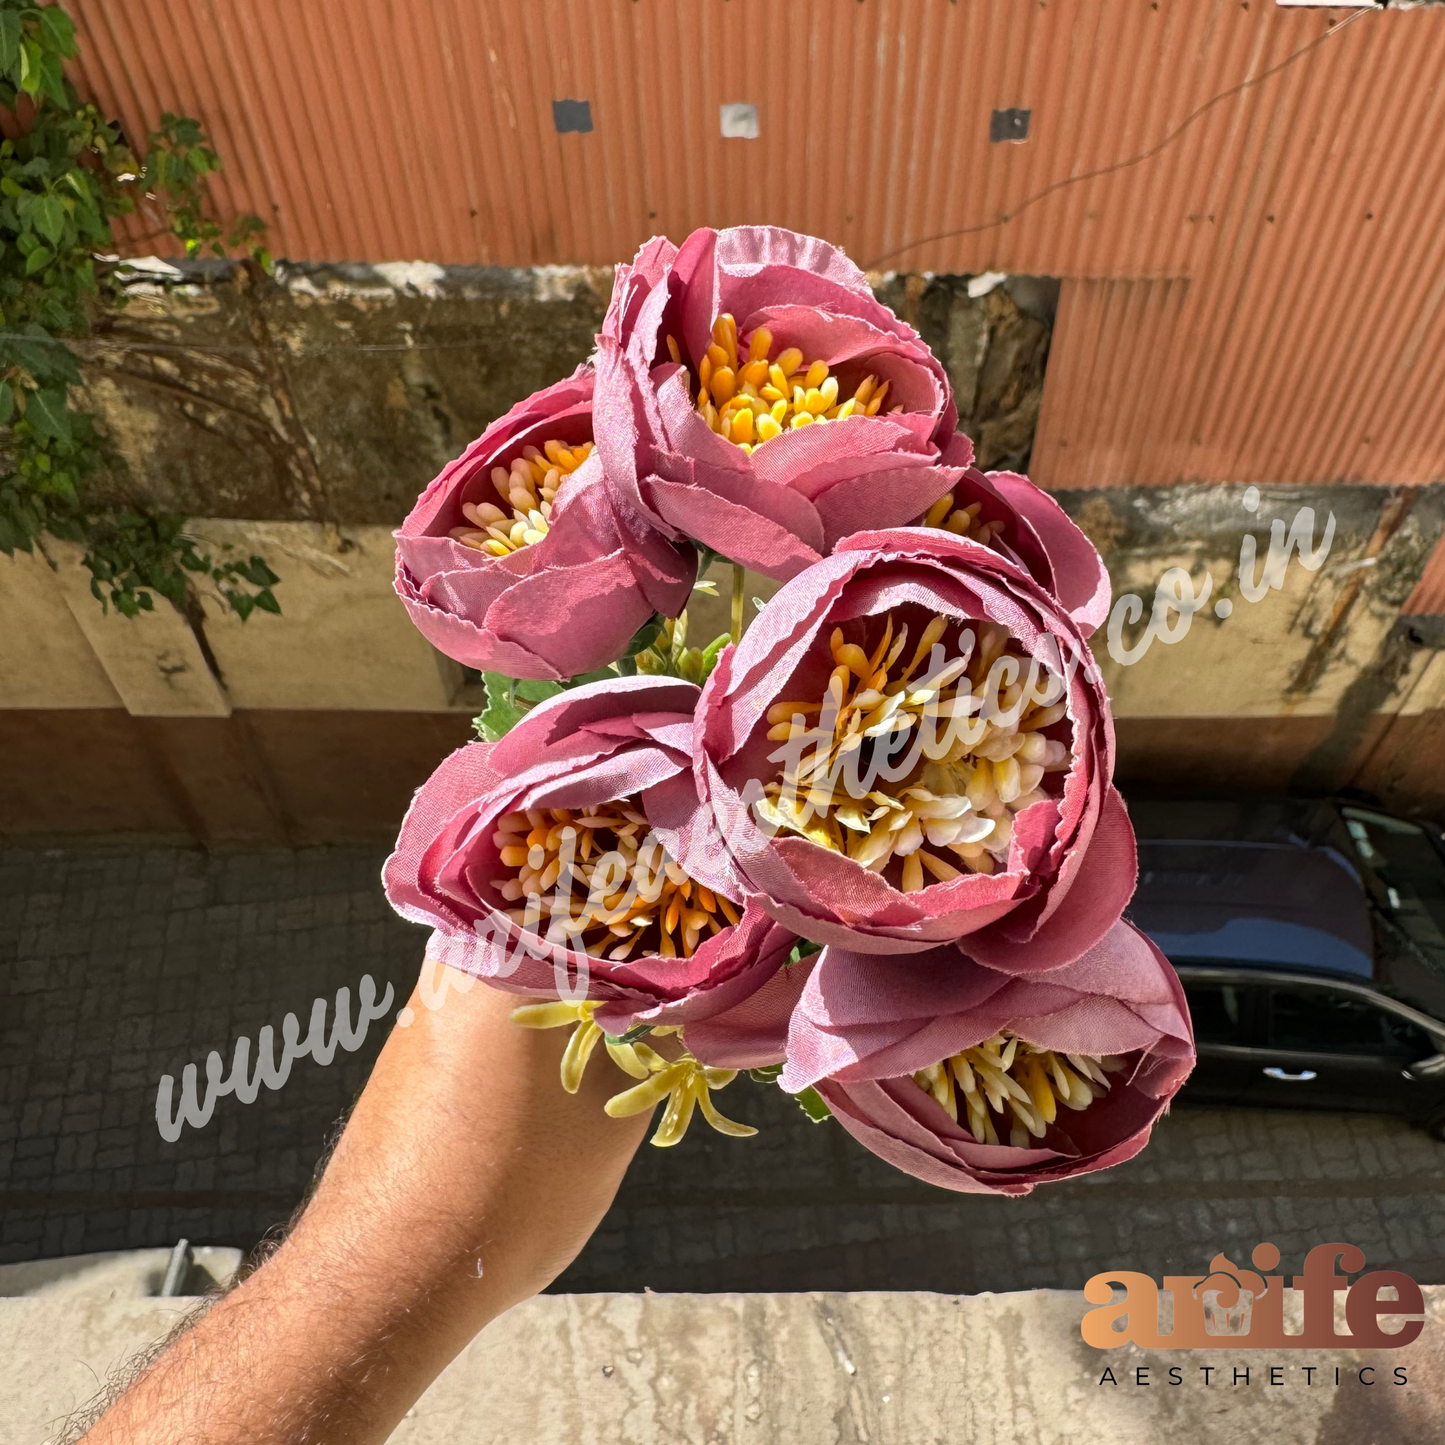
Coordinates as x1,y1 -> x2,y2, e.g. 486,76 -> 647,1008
781,922 -> 1193,1195
383,676 -> 794,1033
692,528 -> 1136,965
594,226 -> 963,582
910,434 -> 1111,637
394,368 -> 696,682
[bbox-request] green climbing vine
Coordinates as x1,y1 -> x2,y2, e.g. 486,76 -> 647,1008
0,0 -> 279,618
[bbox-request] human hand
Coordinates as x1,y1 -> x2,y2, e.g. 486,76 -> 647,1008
80,967 -> 649,1445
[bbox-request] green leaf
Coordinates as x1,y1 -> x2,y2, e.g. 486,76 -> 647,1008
787,940 -> 823,965
252,587 -> 281,615
0,12 -> 21,74
613,615 -> 663,677
603,1024 -> 653,1046
18,39 -> 41,96
747,1063 -> 784,1083
0,382 -> 13,425
475,672 -> 529,742
31,194 -> 64,245
24,244 -> 53,274
795,1086 -> 832,1123
25,386 -> 69,441
699,632 -> 730,680
239,556 -> 280,587
514,677 -> 564,704
36,6 -> 77,56
38,51 -> 67,108
38,468 -> 75,501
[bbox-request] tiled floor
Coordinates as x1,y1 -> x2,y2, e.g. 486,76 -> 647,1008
4,843 -> 1444,1291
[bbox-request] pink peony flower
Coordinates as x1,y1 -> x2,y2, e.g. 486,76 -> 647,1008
692,528 -> 1136,965
594,226 -> 963,582
394,368 -> 696,682
382,676 -> 794,1033
910,434 -> 1111,637
783,922 -> 1194,1195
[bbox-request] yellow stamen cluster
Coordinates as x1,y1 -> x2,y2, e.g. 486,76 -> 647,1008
449,438 -> 594,557
494,797 -> 741,961
676,313 -> 898,453
921,492 -> 1009,547
913,1032 -> 1123,1147
757,613 -> 1071,888
512,1000 -> 757,1147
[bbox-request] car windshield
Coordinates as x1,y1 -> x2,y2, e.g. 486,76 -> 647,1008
1131,839 -> 1374,976
1341,807 -> 1445,976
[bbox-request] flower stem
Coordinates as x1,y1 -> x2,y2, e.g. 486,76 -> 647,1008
730,563 -> 745,643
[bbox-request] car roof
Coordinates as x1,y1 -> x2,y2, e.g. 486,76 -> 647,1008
1124,798 -> 1377,981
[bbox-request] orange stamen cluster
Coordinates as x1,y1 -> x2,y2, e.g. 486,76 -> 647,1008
494,797 -> 740,961
674,313 -> 899,454
450,439 -> 594,557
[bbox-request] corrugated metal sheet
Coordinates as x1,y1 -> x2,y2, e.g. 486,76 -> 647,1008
1402,536 -> 1445,618
65,1 -> 1445,488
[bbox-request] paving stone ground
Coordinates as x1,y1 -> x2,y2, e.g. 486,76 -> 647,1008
4,843 -> 1444,1291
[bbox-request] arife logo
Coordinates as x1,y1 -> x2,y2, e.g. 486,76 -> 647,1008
1081,1243 -> 1425,1349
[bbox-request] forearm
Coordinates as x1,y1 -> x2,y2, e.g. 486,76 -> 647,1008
81,972 -> 648,1445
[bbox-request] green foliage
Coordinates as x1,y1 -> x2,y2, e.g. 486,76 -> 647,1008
474,672 -> 565,742
0,0 -> 276,618
472,665 -> 628,742
82,511 -> 278,619
631,612 -> 730,684
609,616 -> 664,678
604,1023 -> 652,1046
794,1086 -> 832,1123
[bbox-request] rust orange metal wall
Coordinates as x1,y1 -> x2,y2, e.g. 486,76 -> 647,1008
69,1 -> 1445,489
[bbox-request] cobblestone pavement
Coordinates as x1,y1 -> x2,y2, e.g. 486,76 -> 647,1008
4,844 -> 1445,1291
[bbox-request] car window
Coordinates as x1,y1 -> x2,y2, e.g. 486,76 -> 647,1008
1268,987 -> 1430,1057
1342,807 -> 1445,972
1183,983 -> 1256,1045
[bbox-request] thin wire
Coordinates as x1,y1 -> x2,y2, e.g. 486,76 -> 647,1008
862,5 -> 1375,272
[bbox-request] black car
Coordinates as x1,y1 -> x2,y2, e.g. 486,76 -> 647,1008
1127,797 -> 1445,1140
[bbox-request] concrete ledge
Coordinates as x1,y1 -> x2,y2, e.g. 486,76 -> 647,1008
5,1287 -> 1442,1445
0,1247 -> 241,1301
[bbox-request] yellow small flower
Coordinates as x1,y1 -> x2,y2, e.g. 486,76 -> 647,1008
511,1001 -> 758,1148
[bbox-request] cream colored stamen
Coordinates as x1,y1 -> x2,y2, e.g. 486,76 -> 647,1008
757,612 -> 1073,884
449,438 -> 594,557
494,796 -> 740,961
913,1031 -> 1124,1147
511,1000 -> 757,1147
685,313 -> 902,454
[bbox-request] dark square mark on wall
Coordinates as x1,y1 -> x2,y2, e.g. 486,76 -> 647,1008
990,108 -> 1031,143
552,99 -> 593,135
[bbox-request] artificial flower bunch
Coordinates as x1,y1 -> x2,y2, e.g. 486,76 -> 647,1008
385,226 -> 1193,1195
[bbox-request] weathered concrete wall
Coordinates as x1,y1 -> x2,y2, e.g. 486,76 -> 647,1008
1067,483 -> 1445,816
79,261 -> 1050,526
2,262 -> 1443,841
5,1286 -> 1442,1445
